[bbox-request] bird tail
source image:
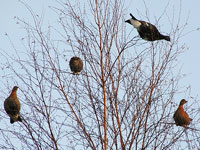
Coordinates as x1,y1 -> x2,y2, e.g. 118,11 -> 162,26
10,118 -> 15,124
160,35 -> 170,41
10,116 -> 22,124
18,116 -> 22,122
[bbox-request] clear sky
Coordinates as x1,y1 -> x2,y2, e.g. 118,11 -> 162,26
0,0 -> 199,99
125,0 -> 200,101
0,0 -> 199,148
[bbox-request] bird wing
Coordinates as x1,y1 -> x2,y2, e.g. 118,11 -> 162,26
173,108 -> 191,126
4,97 -> 20,116
182,110 -> 192,122
139,22 -> 159,37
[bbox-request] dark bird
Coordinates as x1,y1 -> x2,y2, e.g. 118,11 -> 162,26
125,13 -> 170,41
69,57 -> 83,75
4,86 -> 22,124
173,99 -> 192,128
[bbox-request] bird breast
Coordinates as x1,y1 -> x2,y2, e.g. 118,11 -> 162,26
130,19 -> 142,29
174,107 -> 191,123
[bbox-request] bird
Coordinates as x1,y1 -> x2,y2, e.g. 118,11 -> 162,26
69,56 -> 83,75
173,99 -> 192,128
4,86 -> 22,124
125,13 -> 170,41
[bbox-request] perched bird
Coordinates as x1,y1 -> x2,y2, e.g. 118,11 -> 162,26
4,86 -> 22,124
69,56 -> 83,75
173,99 -> 192,128
125,13 -> 170,41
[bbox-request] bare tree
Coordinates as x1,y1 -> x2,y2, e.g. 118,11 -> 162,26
0,0 -> 200,150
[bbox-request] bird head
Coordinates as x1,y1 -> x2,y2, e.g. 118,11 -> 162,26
179,99 -> 187,105
12,86 -> 19,92
125,13 -> 137,24
129,13 -> 137,20
125,19 -> 131,24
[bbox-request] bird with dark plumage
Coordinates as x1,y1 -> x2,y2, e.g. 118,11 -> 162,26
4,86 -> 22,124
173,99 -> 192,128
69,57 -> 83,75
125,13 -> 170,41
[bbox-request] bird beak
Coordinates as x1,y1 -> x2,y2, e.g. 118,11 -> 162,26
125,20 -> 131,24
183,100 -> 188,104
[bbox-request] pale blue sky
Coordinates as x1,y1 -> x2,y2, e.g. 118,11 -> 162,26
126,0 -> 200,100
0,0 -> 199,100
0,0 -> 199,149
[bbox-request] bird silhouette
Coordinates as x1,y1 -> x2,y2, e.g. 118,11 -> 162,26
4,86 -> 22,124
69,57 -> 83,75
173,99 -> 192,128
125,13 -> 170,41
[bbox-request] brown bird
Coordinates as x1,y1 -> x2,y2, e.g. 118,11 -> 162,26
173,99 -> 192,128
4,86 -> 22,124
69,57 -> 83,75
